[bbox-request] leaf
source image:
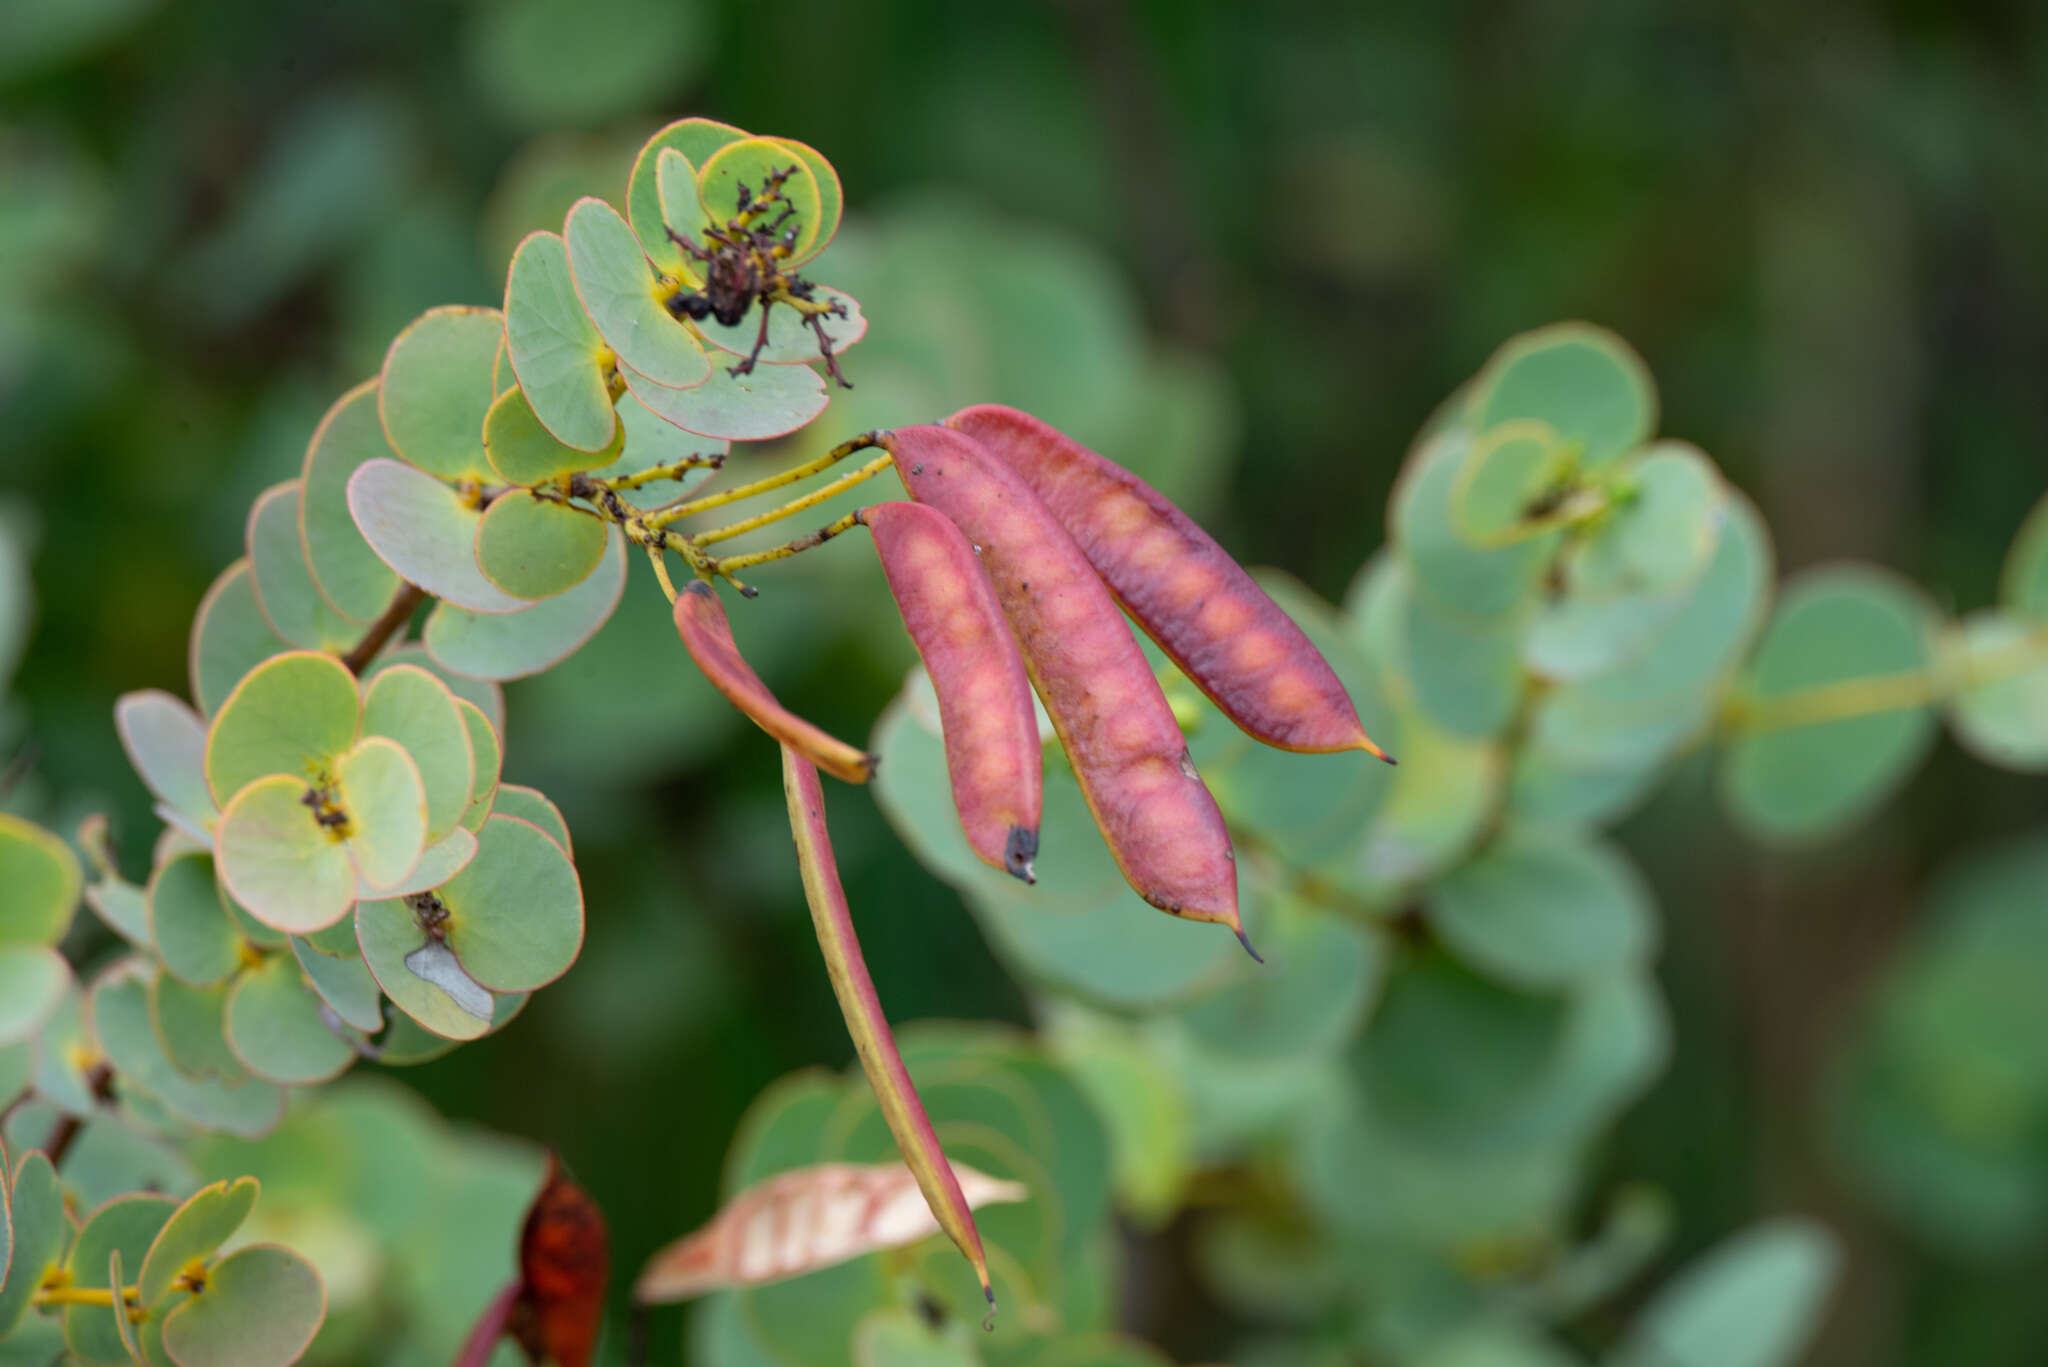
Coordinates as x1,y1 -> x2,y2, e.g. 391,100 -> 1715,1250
503,230 -> 616,453
359,664 -> 475,842
1427,831 -> 1656,991
432,815 -> 582,993
187,561 -> 290,717
1452,421 -> 1566,546
782,748 -> 999,1308
0,946 -> 68,1046
694,286 -> 867,367
159,1244 -> 324,1367
203,649 -> 361,807
775,137 -> 843,263
213,775 -> 357,936
622,352 -> 827,441
364,644 -> 508,738
850,1309 -> 980,1367
137,1177 -> 258,1307
149,973 -> 246,1084
1353,953 -> 1667,1157
1470,322 -> 1656,471
564,195 -> 710,390
596,390 -> 727,510
1945,610 -> 2048,771
695,138 -> 825,261
345,457 -> 529,614
1567,443 -> 1724,600
147,853 -> 242,987
1176,904 -> 1383,1062
94,970 -> 285,1139
335,736 -> 428,893
458,701 -> 503,832
224,954 -> 356,1086
423,526 -> 627,681
1393,432 -> 1556,625
1721,567 -> 1941,844
1046,1012 -> 1193,1225
515,1160 -> 609,1367
0,811 -> 81,946
485,785 -> 570,855
289,936 -> 384,1033
360,826 -> 478,900
626,117 -> 748,277
473,492 -> 608,601
378,305 -> 504,481
0,1153 -> 65,1337
355,895 -> 493,1041
299,379 -> 403,623
244,483 -> 358,654
482,381 -> 623,487
61,1192 -> 175,1366
1609,1219 -> 1838,1367
872,685 -> 1237,1009
2001,490 -> 2048,623
1394,566 -> 1528,740
115,691 -> 216,831
636,1159 -> 1025,1303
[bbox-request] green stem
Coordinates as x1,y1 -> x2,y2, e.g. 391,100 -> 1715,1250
1725,625 -> 2048,734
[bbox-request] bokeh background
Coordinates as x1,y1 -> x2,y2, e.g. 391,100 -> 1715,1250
5,1 -> 2048,1364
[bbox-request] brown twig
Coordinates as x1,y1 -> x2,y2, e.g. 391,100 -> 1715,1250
340,583 -> 427,674
40,1063 -> 115,1167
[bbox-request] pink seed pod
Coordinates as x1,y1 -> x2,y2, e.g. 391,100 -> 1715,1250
881,424 -> 1253,954
672,580 -> 874,784
946,403 -> 1392,763
858,501 -> 1042,882
780,747 -> 1001,1309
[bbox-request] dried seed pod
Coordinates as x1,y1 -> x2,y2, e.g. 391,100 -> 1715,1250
947,403 -> 1392,762
634,1159 -> 1027,1303
673,579 -> 874,784
858,500 -> 1042,882
782,746 -> 1000,1307
882,425 -> 1252,951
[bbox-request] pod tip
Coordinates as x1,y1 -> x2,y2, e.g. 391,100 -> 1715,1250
1234,927 -> 1264,964
1359,733 -> 1397,765
1004,825 -> 1039,884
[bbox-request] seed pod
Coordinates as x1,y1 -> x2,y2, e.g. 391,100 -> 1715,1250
635,1160 -> 1027,1303
782,746 -> 1000,1308
673,580 -> 873,784
946,403 -> 1391,762
858,500 -> 1042,882
882,425 -> 1252,951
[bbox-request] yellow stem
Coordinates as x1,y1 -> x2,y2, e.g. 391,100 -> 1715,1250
692,454 -> 892,547
647,433 -> 882,529
601,454 -> 725,493
712,510 -> 864,575
645,546 -> 679,604
35,1286 -> 123,1308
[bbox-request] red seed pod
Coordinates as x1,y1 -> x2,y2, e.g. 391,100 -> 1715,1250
946,403 -> 1392,762
516,1158 -> 609,1367
673,579 -> 874,784
881,425 -> 1252,952
858,500 -> 1042,882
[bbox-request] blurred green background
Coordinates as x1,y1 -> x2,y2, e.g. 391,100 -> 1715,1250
4,1 -> 2047,1364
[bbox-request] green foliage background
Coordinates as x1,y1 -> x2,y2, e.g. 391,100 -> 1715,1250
4,2 -> 2047,1364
